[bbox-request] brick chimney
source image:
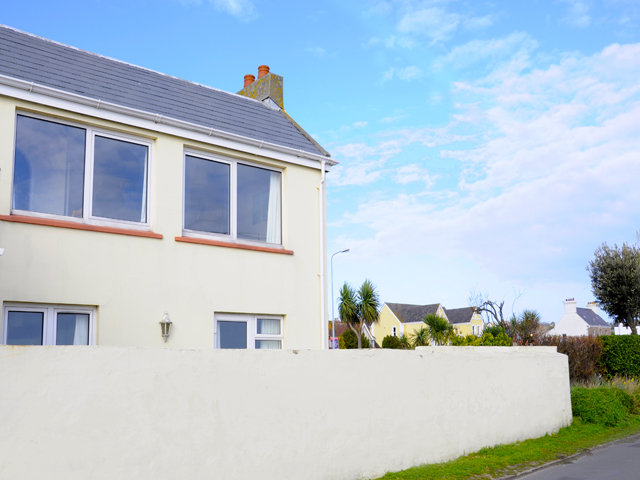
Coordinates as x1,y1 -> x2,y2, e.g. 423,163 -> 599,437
564,298 -> 576,314
237,65 -> 284,110
587,302 -> 598,314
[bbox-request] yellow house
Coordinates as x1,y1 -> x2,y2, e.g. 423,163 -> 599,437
445,307 -> 484,337
0,26 -> 336,350
374,302 -> 447,342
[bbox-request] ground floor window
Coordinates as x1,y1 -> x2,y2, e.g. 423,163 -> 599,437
2,303 -> 95,346
215,314 -> 283,349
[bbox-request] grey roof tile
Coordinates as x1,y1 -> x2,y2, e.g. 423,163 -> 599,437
385,303 -> 441,324
443,307 -> 477,325
576,308 -> 609,327
0,25 -> 327,156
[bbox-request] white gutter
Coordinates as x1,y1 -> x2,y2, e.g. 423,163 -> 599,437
319,160 -> 327,349
0,74 -> 337,167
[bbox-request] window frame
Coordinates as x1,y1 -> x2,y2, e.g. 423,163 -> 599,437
214,313 -> 283,350
182,149 -> 283,247
2,303 -> 96,346
11,111 -> 154,231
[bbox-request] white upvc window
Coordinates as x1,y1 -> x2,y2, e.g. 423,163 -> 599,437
214,313 -> 283,349
11,112 -> 153,229
183,149 -> 282,245
392,326 -> 397,337
2,303 -> 96,346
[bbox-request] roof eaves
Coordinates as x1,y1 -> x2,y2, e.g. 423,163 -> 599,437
278,108 -> 330,157
0,72 -> 338,166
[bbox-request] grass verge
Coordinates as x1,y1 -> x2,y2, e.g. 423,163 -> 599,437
374,416 -> 640,480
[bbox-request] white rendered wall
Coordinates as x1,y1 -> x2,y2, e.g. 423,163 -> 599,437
0,345 -> 572,480
548,312 -> 588,336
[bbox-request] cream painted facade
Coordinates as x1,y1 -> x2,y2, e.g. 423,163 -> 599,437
0,93 -> 330,349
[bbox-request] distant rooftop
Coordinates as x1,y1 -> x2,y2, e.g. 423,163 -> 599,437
385,303 -> 441,324
576,307 -> 609,327
0,25 -> 328,157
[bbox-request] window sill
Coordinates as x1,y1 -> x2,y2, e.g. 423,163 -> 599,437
0,215 -> 163,239
175,236 -> 293,255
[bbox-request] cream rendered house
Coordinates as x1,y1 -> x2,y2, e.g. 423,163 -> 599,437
548,299 -> 611,337
0,26 -> 336,350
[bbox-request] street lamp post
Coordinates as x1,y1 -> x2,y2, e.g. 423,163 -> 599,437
330,248 -> 350,349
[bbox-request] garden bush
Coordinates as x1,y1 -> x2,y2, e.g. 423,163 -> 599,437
450,331 -> 512,346
381,335 -> 402,349
571,387 -> 633,426
539,335 -> 603,382
600,335 -> 640,378
339,328 -> 371,349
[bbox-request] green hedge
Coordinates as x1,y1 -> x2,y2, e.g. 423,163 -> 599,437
571,387 -> 634,426
600,335 -> 640,378
381,335 -> 402,349
450,332 -> 512,346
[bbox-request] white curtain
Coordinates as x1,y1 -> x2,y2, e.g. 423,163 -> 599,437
256,340 -> 281,349
257,319 -> 281,335
73,315 -> 89,345
266,171 -> 281,244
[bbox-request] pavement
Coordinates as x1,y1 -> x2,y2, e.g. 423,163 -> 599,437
510,434 -> 640,480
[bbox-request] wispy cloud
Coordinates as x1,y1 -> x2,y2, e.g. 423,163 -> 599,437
377,65 -> 423,84
441,32 -> 538,70
307,46 -> 327,57
332,41 -> 640,285
181,0 -> 256,20
560,0 -> 591,28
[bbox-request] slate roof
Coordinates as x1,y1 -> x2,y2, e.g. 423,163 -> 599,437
443,307 -> 477,325
576,308 -> 609,327
0,25 -> 327,157
385,303 -> 441,324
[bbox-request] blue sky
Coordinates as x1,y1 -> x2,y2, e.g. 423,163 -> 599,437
4,0 -> 640,323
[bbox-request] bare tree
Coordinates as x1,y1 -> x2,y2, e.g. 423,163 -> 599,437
469,290 -> 524,332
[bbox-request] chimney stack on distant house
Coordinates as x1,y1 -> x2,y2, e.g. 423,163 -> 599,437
587,302 -> 598,314
564,298 -> 577,314
237,65 -> 284,110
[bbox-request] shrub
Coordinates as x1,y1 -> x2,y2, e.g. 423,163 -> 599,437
339,328 -> 371,349
450,332 -> 511,346
600,335 -> 640,378
571,387 -> 633,426
539,335 -> 603,383
382,335 -> 402,349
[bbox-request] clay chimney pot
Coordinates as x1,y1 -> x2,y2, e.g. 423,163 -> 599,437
258,65 -> 270,79
244,74 -> 255,88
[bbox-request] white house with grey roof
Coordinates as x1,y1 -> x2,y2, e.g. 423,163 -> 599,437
0,25 -> 336,350
547,299 -> 611,337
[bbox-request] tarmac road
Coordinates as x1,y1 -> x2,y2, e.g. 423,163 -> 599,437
518,434 -> 640,480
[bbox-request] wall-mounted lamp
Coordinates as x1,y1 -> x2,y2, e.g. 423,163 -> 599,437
159,311 -> 172,342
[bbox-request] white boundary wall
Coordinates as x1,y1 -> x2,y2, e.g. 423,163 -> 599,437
0,346 -> 571,480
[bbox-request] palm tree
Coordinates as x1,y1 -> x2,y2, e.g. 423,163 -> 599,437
337,279 -> 381,349
411,327 -> 430,347
423,313 -> 454,346
398,334 -> 413,350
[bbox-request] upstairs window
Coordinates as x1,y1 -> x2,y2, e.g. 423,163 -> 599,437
184,151 -> 281,245
12,114 -> 151,227
2,304 -> 95,346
